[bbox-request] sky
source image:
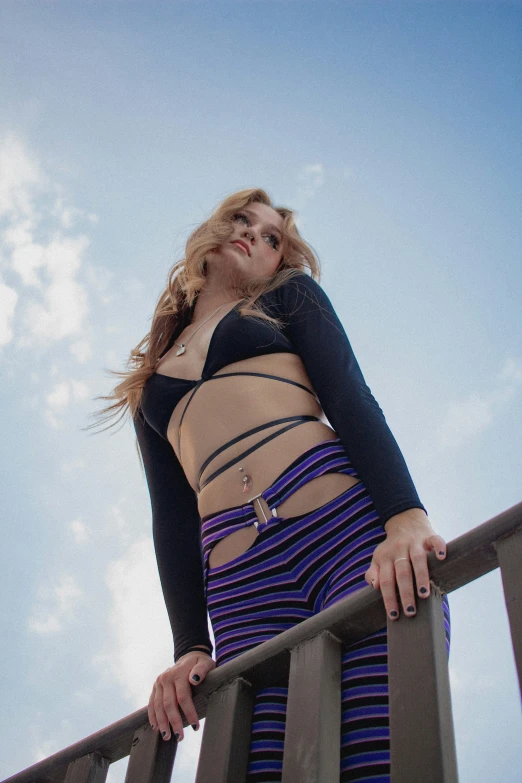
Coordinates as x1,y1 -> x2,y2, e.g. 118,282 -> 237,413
0,1 -> 521,781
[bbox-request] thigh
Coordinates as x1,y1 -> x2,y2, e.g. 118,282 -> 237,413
205,518 -> 311,666
339,595 -> 450,783
318,484 -> 452,783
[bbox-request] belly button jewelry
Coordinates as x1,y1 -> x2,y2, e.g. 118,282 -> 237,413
238,465 -> 252,493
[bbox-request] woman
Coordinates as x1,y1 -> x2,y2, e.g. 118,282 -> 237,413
98,188 -> 450,782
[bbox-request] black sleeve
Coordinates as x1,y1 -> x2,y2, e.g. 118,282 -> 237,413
274,273 -> 427,525
133,409 -> 213,662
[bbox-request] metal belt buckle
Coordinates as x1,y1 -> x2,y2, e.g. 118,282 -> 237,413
247,492 -> 271,526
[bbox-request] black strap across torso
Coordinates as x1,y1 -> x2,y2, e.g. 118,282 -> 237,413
197,414 -> 321,492
174,370 -> 320,493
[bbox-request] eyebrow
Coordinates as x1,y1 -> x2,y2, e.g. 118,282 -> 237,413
242,207 -> 283,238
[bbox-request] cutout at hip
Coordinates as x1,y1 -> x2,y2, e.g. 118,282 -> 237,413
207,472 -> 360,569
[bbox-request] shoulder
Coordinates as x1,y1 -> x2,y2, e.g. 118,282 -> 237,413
266,271 -> 328,308
266,270 -> 337,321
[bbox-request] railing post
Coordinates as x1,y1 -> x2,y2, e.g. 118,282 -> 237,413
496,526 -> 522,700
124,723 -> 176,783
64,752 -> 109,783
388,582 -> 458,782
282,631 -> 342,783
195,676 -> 255,783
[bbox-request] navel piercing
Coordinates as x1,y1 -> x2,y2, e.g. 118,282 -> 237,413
238,465 -> 252,493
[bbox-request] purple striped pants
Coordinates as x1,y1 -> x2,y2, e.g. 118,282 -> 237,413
201,438 -> 451,782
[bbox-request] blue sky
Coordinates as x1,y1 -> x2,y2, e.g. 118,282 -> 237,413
1,1 -> 521,781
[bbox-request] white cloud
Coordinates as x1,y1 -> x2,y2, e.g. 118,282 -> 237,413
46,382 -> 71,409
70,338 -> 92,363
85,263 -> 114,305
0,278 -> 18,346
498,356 -> 522,387
5,220 -> 44,286
44,378 -> 91,426
23,233 -> 90,343
437,393 -> 493,448
0,132 -> 44,220
0,133 -> 92,352
60,457 -> 87,473
70,518 -> 89,545
292,163 -> 325,216
437,357 -> 522,448
92,537 -> 173,706
92,536 -> 205,777
28,574 -> 84,635
50,196 -> 98,230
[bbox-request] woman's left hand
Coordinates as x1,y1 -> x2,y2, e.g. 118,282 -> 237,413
364,509 -> 447,620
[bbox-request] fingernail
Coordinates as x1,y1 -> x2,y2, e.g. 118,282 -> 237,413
162,731 -> 170,740
192,723 -> 199,731
419,586 -> 427,595
175,732 -> 181,741
407,605 -> 416,614
438,550 -> 445,556
192,674 -> 201,682
150,724 -> 155,730
390,610 -> 398,618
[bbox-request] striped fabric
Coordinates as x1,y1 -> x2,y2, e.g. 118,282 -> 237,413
202,438 -> 451,782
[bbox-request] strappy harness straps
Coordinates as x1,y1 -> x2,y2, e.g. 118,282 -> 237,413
197,415 -> 321,492
177,370 -> 318,458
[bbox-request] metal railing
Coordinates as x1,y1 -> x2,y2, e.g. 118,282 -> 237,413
3,501 -> 521,783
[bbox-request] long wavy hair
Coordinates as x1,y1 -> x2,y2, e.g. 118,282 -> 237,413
92,187 -> 321,432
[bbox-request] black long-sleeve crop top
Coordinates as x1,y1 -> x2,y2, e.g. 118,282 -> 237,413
134,272 -> 427,662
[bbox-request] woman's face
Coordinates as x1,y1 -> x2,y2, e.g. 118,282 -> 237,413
206,202 -> 285,281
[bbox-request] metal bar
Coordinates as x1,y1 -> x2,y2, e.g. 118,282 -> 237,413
195,677 -> 255,783
495,526 -> 522,700
282,631 -> 342,783
124,724 -> 176,783
388,584 -> 458,783
63,753 -> 109,783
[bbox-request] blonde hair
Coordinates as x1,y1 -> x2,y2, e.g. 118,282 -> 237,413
92,187 -> 321,431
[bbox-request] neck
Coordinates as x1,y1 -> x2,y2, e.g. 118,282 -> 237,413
192,266 -> 243,321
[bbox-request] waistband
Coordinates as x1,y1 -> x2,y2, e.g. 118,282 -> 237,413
200,436 -> 358,568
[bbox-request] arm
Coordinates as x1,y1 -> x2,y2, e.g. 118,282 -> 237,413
134,409 -> 213,662
274,272 -> 427,526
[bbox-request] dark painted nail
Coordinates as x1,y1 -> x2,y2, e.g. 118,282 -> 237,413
192,674 -> 201,682
420,586 -> 427,594
192,723 -> 198,731
175,732 -> 180,741
439,550 -> 445,556
161,731 -> 166,737
407,605 -> 416,613
390,610 -> 398,618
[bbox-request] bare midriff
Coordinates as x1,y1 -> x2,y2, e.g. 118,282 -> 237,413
156,301 -> 360,569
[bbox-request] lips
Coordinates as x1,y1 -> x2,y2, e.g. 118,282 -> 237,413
231,240 -> 250,256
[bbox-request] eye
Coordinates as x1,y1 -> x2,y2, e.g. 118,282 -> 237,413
232,212 -> 281,251
232,212 -> 249,226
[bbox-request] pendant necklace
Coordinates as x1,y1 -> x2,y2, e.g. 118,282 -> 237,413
173,301 -> 229,356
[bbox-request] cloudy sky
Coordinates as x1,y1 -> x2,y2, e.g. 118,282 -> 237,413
1,2 -> 521,782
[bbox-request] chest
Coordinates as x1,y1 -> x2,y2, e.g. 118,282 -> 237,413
141,307 -> 295,439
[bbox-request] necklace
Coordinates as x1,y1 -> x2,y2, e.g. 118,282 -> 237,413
174,301 -> 232,357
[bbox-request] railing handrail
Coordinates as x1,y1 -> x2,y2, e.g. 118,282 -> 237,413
3,499 -> 521,783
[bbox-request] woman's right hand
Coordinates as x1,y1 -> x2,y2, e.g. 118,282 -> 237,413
148,650 -> 216,742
